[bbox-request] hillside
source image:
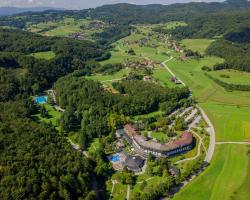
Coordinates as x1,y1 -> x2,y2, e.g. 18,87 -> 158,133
0,6 -> 64,16
0,1 -> 250,200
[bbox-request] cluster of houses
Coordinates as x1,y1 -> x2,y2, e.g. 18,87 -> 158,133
124,59 -> 159,70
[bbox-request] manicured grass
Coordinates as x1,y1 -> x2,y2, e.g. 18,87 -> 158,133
151,131 -> 169,143
133,110 -> 164,120
87,138 -> 101,155
112,182 -> 127,200
201,102 -> 250,142
209,69 -> 250,85
30,51 -> 55,60
230,145 -> 250,200
34,104 -> 62,128
181,39 -> 215,55
173,144 -> 250,200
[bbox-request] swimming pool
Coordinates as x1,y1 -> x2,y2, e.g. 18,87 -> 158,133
108,154 -> 121,163
34,96 -> 48,104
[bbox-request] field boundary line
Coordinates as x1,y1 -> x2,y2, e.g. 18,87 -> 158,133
216,142 -> 250,145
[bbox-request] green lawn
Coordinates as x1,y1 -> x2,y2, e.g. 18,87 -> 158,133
151,131 -> 169,143
87,138 -> 101,155
181,39 -> 215,55
209,69 -> 250,85
153,67 -> 182,88
167,55 -> 250,200
34,104 -> 62,128
173,144 -> 250,200
133,110 -> 164,120
86,68 -> 130,82
201,102 -> 250,142
30,51 -> 55,60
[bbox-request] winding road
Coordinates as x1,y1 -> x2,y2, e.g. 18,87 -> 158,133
162,57 -> 215,163
175,131 -> 203,164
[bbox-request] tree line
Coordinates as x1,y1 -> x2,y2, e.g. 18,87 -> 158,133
205,73 -> 250,91
0,100 -> 98,200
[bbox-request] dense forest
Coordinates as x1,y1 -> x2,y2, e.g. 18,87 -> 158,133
0,100 -> 97,200
0,28 -> 108,100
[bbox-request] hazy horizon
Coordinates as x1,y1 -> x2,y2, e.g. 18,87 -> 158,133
0,0 -> 225,10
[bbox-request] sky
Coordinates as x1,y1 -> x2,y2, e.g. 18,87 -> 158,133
0,0 -> 225,10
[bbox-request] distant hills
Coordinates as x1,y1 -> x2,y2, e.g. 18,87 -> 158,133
0,7 -> 65,16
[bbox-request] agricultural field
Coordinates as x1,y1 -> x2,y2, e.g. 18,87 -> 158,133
181,39 -> 215,55
27,17 -> 106,39
173,144 -> 250,200
167,44 -> 250,199
30,51 -> 56,60
209,69 -> 250,85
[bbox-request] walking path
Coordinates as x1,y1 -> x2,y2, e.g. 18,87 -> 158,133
126,185 -> 130,200
216,141 -> 250,145
68,138 -> 89,158
175,131 -> 203,164
161,56 -> 215,163
109,180 -> 118,200
197,106 -> 215,163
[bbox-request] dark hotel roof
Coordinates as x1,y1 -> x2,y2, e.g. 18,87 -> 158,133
122,153 -> 144,170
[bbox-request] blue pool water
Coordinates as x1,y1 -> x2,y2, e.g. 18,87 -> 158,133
34,96 -> 48,104
108,154 -> 121,163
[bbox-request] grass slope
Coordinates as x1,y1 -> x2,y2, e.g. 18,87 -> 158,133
30,51 -> 55,60
209,69 -> 250,85
181,39 -> 215,55
167,54 -> 250,200
173,144 -> 250,200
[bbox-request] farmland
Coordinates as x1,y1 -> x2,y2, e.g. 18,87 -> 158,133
181,39 -> 215,55
27,17 -> 106,39
173,144 -> 250,200
167,38 -> 250,200
209,69 -> 250,85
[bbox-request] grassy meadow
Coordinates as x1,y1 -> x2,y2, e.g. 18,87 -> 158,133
173,144 -> 250,200
27,17 -> 105,39
167,47 -> 250,199
34,104 -> 62,129
181,39 -> 215,54
30,51 -> 56,60
209,69 -> 250,85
